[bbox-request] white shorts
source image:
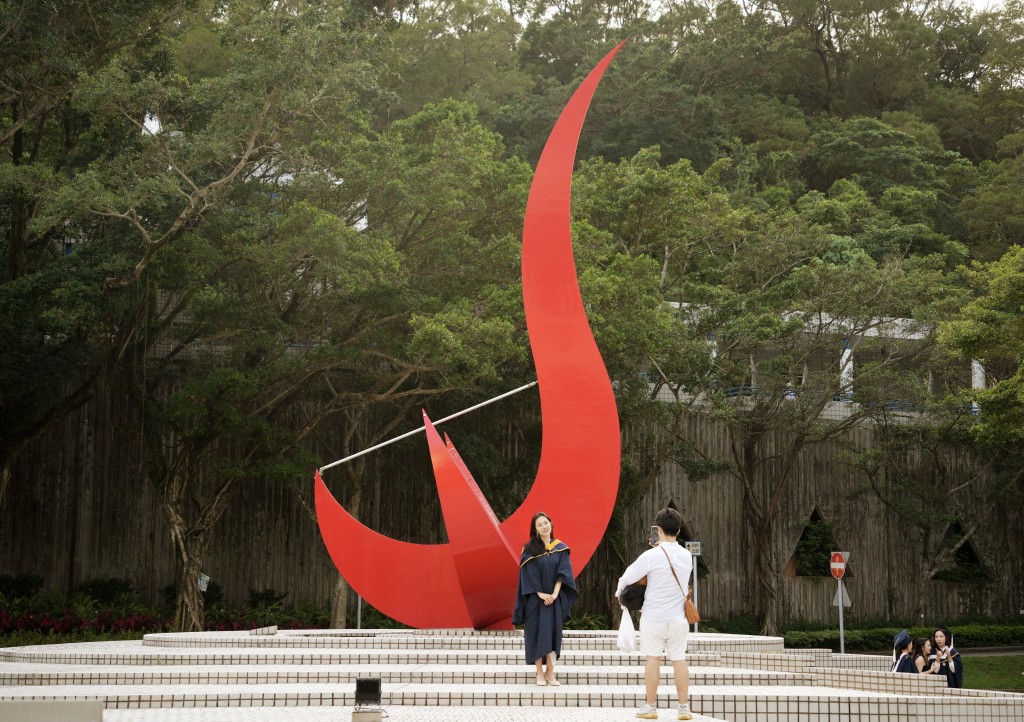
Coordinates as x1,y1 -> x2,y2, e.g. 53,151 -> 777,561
638,618 -> 689,661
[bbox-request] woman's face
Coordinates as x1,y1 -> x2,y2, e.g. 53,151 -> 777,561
534,515 -> 552,537
934,631 -> 946,648
923,640 -> 931,654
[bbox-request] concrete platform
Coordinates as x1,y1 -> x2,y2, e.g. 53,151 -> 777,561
1,629 -> 1021,721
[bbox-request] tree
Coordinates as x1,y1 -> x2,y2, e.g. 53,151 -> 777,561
281,99 -> 531,628
842,405 -> 1013,620
940,245 -> 1024,444
804,224 -> 1024,626
3,0 -> 411,628
0,0 -> 187,506
566,145 -> 952,633
381,0 -> 533,124
143,88 -> 531,629
960,145 -> 1024,259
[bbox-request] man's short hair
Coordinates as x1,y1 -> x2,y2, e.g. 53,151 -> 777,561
655,508 -> 682,537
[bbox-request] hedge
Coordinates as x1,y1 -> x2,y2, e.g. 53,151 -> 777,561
784,624 -> 1024,651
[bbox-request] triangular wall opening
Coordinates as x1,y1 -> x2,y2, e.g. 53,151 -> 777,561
667,499 -> 709,576
784,507 -> 849,578
933,520 -> 989,583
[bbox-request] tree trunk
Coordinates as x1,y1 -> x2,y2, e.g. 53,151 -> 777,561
753,518 -> 779,636
0,453 -> 13,510
326,482 -> 362,627
169,511 -> 209,632
912,526 -> 933,623
737,428 -> 780,636
174,548 -> 207,632
7,101 -> 29,280
164,477 -> 208,631
329,573 -> 348,629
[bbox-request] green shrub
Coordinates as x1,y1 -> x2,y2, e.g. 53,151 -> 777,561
0,573 -> 44,599
76,578 -> 134,604
160,581 -> 224,611
248,588 -> 288,608
702,615 -> 760,635
281,601 -> 329,628
793,520 -> 841,577
784,624 -> 1024,651
349,604 -> 409,629
0,629 -> 152,647
565,612 -> 610,630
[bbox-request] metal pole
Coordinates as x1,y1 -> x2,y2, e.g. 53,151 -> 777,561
838,578 -> 845,655
692,561 -> 699,634
357,594 -> 362,630
318,381 -> 538,473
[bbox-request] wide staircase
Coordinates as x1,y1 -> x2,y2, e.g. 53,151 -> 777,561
1,628 -> 1021,721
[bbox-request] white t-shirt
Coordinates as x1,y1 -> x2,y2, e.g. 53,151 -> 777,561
615,542 -> 693,624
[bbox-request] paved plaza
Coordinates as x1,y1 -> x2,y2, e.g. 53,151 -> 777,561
1,628 -> 1022,721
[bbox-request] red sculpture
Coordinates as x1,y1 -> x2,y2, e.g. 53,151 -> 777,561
314,42 -> 625,629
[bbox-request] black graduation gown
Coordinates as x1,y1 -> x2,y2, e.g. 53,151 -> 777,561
936,647 -> 964,688
512,540 -> 577,664
891,653 -> 918,673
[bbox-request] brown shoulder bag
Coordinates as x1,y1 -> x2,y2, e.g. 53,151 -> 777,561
659,545 -> 700,624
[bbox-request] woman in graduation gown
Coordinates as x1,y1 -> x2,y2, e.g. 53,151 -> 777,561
913,638 -> 939,674
933,627 -> 964,688
512,512 -> 578,686
890,630 -> 918,673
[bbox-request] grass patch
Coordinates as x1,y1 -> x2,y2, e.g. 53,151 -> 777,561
968,655 -> 1024,691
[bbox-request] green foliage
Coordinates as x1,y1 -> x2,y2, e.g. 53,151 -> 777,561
0,573 -> 44,600
701,615 -> 761,636
931,522 -> 990,583
247,588 -> 288,609
348,604 -> 410,630
793,521 -> 841,577
564,612 -> 610,630
940,245 -> 1024,444
384,0 -> 532,122
0,630 -> 150,648
5,0 -> 1024,633
160,582 -> 223,611
76,578 -> 134,605
785,624 -> 1024,652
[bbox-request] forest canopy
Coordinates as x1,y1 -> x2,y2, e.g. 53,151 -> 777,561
3,0 -> 1024,633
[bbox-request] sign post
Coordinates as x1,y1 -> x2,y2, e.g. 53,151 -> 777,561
830,551 -> 849,654
685,541 -> 702,633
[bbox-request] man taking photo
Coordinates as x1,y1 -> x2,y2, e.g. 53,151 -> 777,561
615,508 -> 694,720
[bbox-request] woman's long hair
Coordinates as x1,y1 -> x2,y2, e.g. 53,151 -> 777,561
912,638 -> 930,662
523,512 -> 553,558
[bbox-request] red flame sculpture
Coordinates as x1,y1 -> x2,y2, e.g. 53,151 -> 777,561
315,42 -> 625,629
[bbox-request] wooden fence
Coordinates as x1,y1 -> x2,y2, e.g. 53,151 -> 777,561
2,385 -> 1021,628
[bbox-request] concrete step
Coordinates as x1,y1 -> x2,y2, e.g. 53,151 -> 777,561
140,630 -> 784,654
142,630 -> 782,655
3,630 -> 1022,722
1,699 -> 104,722
0,644 -> 722,668
101,706 -> 730,722
0,663 -> 814,688
0,680 -> 952,708
4,681 -> 1021,721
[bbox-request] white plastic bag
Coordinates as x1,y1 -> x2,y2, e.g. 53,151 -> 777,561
617,606 -> 636,653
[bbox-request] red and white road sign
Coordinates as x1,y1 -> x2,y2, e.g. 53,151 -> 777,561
830,552 -> 847,579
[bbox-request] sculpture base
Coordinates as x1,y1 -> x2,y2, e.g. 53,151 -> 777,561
352,711 -> 383,722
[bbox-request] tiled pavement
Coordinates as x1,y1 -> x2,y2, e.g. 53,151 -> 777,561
1,629 -> 1022,721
